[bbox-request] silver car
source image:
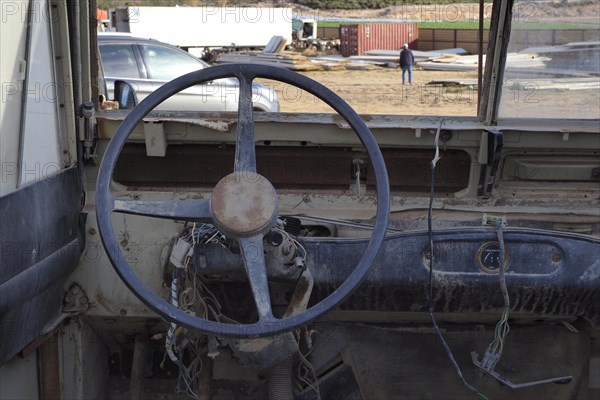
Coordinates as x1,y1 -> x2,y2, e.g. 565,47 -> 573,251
98,33 -> 279,112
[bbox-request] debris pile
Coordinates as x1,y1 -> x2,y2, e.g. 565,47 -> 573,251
215,39 -> 600,79
216,36 -> 379,71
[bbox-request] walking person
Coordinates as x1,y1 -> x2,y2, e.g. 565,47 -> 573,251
399,43 -> 415,85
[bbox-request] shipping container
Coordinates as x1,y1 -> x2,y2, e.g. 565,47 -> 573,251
340,23 -> 418,57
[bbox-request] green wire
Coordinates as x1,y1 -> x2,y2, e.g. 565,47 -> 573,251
478,392 -> 491,400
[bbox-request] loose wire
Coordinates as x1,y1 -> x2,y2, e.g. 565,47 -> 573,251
297,345 -> 321,400
485,224 -> 511,357
427,119 -> 489,400
164,271 -> 180,366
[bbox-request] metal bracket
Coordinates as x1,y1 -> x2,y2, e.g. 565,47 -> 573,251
482,213 -> 507,227
81,101 -> 97,164
39,284 -> 90,335
63,284 -> 90,313
352,158 -> 366,198
471,351 -> 572,389
478,129 -> 504,198
144,121 -> 168,157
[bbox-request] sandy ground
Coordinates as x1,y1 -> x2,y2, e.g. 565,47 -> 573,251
259,68 -> 480,116
254,1 -> 599,117
258,66 -> 600,119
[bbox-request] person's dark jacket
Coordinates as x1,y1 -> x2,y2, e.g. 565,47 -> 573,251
399,48 -> 414,68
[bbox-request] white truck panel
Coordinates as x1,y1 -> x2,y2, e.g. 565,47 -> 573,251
111,6 -> 293,49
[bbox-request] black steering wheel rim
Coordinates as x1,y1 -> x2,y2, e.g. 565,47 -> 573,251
96,64 -> 390,338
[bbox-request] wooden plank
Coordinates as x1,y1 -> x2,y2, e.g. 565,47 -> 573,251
315,56 -> 352,64
563,40 -> 600,48
419,61 -> 477,71
346,63 -> 379,71
427,78 -> 478,86
504,66 -> 598,77
507,77 -> 600,90
323,63 -> 346,71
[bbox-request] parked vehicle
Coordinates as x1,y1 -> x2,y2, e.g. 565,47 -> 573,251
107,6 -> 339,60
108,6 -> 293,58
292,18 -> 341,52
98,32 -> 279,112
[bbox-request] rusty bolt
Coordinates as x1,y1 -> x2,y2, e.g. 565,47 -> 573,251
552,254 -> 562,262
88,227 -> 97,235
80,296 -> 89,305
71,286 -> 80,295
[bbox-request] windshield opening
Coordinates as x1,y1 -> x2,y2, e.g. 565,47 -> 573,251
498,0 -> 600,119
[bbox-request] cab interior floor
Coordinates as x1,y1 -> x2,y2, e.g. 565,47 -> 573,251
104,322 -> 590,400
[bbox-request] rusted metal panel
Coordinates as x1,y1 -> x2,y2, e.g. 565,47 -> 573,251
366,149 -> 471,192
130,334 -> 149,400
114,145 -> 471,193
114,144 -> 354,189
340,23 -> 418,56
39,333 -> 61,400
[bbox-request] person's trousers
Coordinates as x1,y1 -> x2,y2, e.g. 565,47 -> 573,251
402,65 -> 413,84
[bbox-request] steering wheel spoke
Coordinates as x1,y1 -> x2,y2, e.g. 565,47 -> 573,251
234,73 -> 257,173
112,197 -> 211,222
239,235 -> 274,322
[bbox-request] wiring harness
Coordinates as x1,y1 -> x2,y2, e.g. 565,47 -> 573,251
161,223 -> 227,399
427,119 -> 490,400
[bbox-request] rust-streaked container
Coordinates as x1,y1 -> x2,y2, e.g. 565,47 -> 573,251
340,23 -> 419,57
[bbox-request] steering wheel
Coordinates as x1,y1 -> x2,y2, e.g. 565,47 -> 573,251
96,64 -> 390,338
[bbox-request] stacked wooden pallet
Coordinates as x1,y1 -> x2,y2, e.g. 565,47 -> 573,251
418,53 -> 549,71
427,77 -> 599,91
216,52 -> 326,71
216,52 -> 380,72
361,48 -> 469,64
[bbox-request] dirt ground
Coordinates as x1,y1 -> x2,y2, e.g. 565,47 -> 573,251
253,1 -> 599,117
259,68 -> 480,116
259,66 -> 600,119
